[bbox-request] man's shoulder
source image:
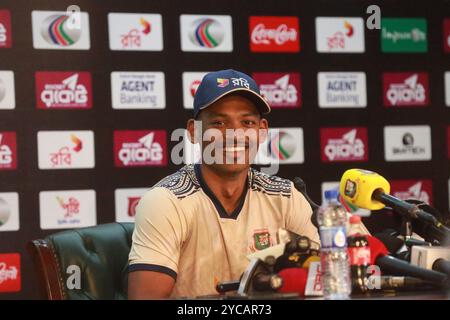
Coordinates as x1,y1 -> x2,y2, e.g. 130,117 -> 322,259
151,164 -> 201,200
250,168 -> 292,198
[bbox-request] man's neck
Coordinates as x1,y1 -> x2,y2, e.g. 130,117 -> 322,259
199,164 -> 249,215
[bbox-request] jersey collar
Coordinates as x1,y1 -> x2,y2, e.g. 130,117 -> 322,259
193,164 -> 251,220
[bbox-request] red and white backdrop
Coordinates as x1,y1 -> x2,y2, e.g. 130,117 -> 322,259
0,0 -> 449,299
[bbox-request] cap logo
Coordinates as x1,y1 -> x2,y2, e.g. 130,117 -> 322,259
231,77 -> 250,89
217,78 -> 229,87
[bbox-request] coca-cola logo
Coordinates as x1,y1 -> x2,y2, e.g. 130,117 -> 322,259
0,253 -> 20,293
321,128 -> 368,162
251,24 -> 297,45
349,247 -> 371,266
249,16 -> 300,52
0,262 -> 18,284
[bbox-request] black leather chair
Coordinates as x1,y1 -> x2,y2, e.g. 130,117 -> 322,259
27,222 -> 134,300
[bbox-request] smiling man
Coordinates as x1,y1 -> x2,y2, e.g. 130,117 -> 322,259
127,69 -> 319,299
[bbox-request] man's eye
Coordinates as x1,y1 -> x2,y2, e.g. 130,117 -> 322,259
211,121 -> 225,126
243,120 -> 256,126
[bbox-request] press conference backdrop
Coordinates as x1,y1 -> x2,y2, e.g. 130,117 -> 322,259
0,0 -> 449,299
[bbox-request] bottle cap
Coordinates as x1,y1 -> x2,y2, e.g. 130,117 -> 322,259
349,215 -> 362,224
324,190 -> 339,201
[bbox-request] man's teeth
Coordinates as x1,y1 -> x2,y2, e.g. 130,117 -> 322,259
224,146 -> 246,152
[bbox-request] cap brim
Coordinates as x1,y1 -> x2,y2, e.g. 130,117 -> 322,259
198,88 -> 271,116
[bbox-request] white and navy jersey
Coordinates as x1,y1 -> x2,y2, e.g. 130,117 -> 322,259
128,164 -> 319,298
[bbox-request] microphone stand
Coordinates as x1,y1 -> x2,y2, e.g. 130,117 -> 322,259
400,215 -> 413,240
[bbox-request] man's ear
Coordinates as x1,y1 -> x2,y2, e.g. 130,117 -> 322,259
258,118 -> 269,144
186,119 -> 195,144
187,118 -> 201,144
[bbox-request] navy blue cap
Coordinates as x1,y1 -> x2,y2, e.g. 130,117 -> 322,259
193,69 -> 271,118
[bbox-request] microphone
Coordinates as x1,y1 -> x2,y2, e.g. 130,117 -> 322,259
378,276 -> 437,291
216,280 -> 240,294
433,259 -> 450,276
367,235 -> 448,286
292,177 -> 320,211
375,229 -> 434,263
374,230 -> 405,256
410,246 -> 450,277
274,252 -> 320,273
292,177 -> 320,229
339,169 -> 450,245
252,272 -> 284,292
277,268 -> 309,296
284,235 -> 320,255
373,191 -> 440,227
405,238 -> 432,248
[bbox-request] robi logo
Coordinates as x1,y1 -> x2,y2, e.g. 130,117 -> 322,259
120,18 -> 151,49
35,72 -> 92,109
249,16 -> 300,52
114,130 -> 167,167
321,128 -> 368,162
327,20 -> 354,49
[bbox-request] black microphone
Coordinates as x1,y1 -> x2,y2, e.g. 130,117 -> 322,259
378,276 -> 437,291
216,280 -> 240,294
292,177 -> 320,210
373,190 -> 437,224
376,255 -> 448,285
339,169 -> 450,245
375,230 -> 433,262
252,272 -> 284,292
404,238 -> 432,247
368,235 -> 449,286
374,230 -> 405,255
433,259 -> 450,277
274,252 -> 306,273
372,190 -> 450,245
284,235 -> 320,255
292,177 -> 320,229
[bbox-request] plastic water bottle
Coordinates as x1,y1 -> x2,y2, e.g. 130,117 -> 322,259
317,190 -> 351,299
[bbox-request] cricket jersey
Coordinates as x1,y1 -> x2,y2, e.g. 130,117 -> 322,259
128,164 -> 319,298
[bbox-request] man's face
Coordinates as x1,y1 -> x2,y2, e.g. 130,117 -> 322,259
188,94 -> 268,175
